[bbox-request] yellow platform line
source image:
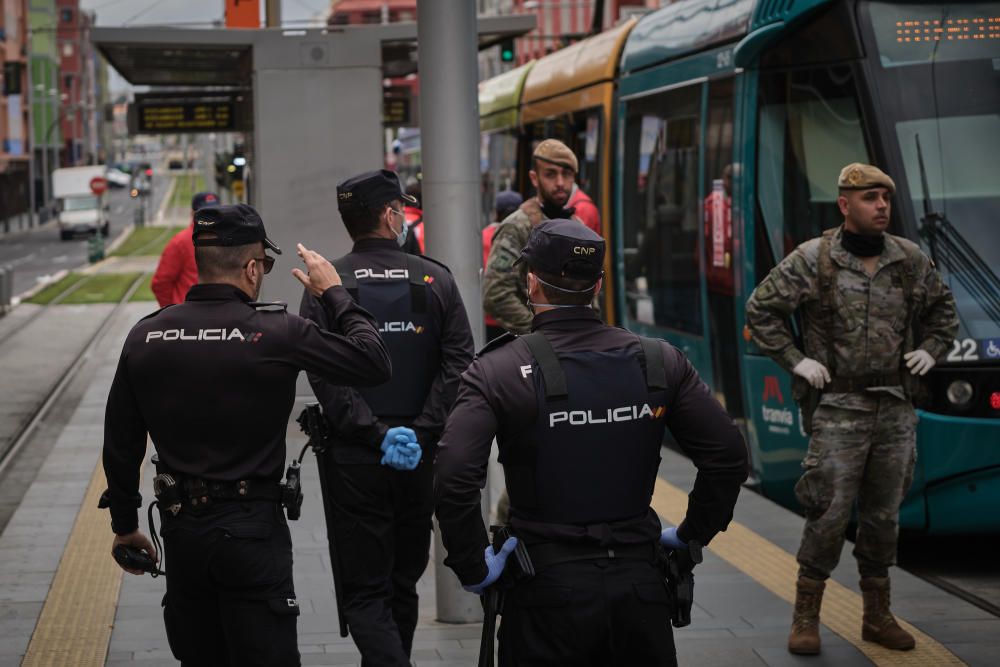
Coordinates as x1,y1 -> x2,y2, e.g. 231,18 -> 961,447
22,461 -> 133,667
652,479 -> 964,666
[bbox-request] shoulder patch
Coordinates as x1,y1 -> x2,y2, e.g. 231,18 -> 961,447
412,253 -> 453,275
476,331 -> 517,358
137,304 -> 174,322
249,301 -> 288,312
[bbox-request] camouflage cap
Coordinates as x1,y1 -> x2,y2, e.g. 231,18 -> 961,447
838,163 -> 896,195
533,139 -> 578,173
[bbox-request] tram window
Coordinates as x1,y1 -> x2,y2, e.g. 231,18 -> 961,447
703,77 -> 744,417
757,66 -> 871,260
525,109 -> 602,211
622,85 -> 702,335
481,130 -> 520,226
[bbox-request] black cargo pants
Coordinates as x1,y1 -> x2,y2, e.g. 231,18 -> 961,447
324,454 -> 435,667
159,500 -> 300,667
498,557 -> 677,667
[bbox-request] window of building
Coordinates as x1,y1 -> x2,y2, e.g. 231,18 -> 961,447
61,9 -> 73,23
621,84 -> 702,335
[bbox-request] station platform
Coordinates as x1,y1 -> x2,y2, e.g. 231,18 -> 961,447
1,300 -> 998,666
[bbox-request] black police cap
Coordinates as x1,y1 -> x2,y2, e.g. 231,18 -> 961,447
516,219 -> 604,281
337,169 -> 417,212
191,204 -> 282,254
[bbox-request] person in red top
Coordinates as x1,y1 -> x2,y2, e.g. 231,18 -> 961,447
482,190 -> 523,340
703,164 -> 734,297
568,185 -> 601,237
151,192 -> 219,307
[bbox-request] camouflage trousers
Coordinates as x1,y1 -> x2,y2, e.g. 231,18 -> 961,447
794,394 -> 916,580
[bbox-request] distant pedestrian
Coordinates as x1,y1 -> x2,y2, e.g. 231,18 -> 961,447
482,190 -> 523,340
746,163 -> 958,655
150,191 -> 219,306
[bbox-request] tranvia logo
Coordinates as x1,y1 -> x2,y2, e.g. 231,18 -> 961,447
145,329 -> 262,343
549,403 -> 665,428
763,375 -> 784,404
355,268 -> 408,279
379,321 -> 424,334
423,274 -> 434,284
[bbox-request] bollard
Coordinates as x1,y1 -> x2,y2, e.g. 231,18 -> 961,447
88,234 -> 105,264
0,265 -> 10,314
134,206 -> 145,228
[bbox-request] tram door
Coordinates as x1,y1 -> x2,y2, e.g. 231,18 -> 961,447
703,78 -> 744,417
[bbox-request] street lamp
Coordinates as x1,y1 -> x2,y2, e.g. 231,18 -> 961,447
40,99 -> 90,217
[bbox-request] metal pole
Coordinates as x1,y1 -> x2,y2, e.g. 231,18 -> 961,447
417,1 -> 485,624
40,93 -> 48,221
26,30 -> 36,228
265,0 -> 281,28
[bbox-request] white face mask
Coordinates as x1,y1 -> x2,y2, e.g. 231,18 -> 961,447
525,273 -> 599,310
388,208 -> 408,247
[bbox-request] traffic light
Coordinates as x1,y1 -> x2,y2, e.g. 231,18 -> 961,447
500,38 -> 515,63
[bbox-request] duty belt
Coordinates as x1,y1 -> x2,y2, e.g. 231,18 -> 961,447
155,472 -> 283,517
826,372 -> 902,394
527,541 -> 656,570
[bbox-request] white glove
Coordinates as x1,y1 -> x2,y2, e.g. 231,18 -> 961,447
793,358 -> 831,389
904,349 -> 936,376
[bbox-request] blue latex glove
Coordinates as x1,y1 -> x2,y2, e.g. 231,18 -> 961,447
464,537 -> 519,595
660,526 -> 687,550
380,426 -> 416,453
384,441 -> 422,471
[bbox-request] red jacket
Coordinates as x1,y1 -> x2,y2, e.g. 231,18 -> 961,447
482,222 -> 500,327
569,188 -> 601,236
151,224 -> 198,307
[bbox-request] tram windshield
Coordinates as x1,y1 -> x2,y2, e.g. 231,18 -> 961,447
864,1 -> 1000,354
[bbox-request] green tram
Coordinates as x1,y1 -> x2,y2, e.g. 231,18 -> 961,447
613,0 -> 1000,533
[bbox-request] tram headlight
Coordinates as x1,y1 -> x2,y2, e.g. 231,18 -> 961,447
946,380 -> 974,408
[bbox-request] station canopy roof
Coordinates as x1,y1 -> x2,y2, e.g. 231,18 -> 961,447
93,14 -> 536,87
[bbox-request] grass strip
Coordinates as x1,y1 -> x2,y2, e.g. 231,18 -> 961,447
25,273 -> 89,305
109,226 -> 184,257
169,173 -> 206,210
129,274 -> 157,303
60,272 -> 143,304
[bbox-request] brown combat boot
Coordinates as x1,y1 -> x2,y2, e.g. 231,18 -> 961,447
860,577 -> 916,650
788,576 -> 825,655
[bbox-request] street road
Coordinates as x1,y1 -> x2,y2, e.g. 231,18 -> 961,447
0,174 -> 170,298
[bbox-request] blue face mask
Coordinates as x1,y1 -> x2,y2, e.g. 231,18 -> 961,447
389,208 -> 408,247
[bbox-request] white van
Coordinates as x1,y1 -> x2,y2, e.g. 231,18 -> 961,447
52,166 -> 110,240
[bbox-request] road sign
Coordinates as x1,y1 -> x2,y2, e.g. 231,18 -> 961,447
89,177 -> 108,195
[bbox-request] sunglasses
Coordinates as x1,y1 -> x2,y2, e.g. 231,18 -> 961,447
246,255 -> 275,274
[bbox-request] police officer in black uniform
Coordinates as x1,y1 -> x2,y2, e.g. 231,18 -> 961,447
299,170 -> 474,666
102,204 -> 391,667
435,220 -> 750,666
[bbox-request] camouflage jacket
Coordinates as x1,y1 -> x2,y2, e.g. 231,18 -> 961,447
746,226 -> 958,408
482,199 -> 550,334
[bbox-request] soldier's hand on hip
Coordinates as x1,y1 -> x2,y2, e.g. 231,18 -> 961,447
793,358 -> 831,389
292,243 -> 342,296
904,349 -> 936,376
111,530 -> 158,576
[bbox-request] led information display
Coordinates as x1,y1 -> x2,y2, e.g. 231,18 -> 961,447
870,2 -> 1000,67
138,101 -> 234,133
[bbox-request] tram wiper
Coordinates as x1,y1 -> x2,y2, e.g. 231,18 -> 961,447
915,134 -> 1000,326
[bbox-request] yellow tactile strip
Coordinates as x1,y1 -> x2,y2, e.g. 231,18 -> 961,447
22,461 -> 127,667
652,478 -> 965,666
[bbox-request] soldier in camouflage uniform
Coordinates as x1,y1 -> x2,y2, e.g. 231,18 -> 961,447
483,139 -> 590,334
746,163 -> 958,656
